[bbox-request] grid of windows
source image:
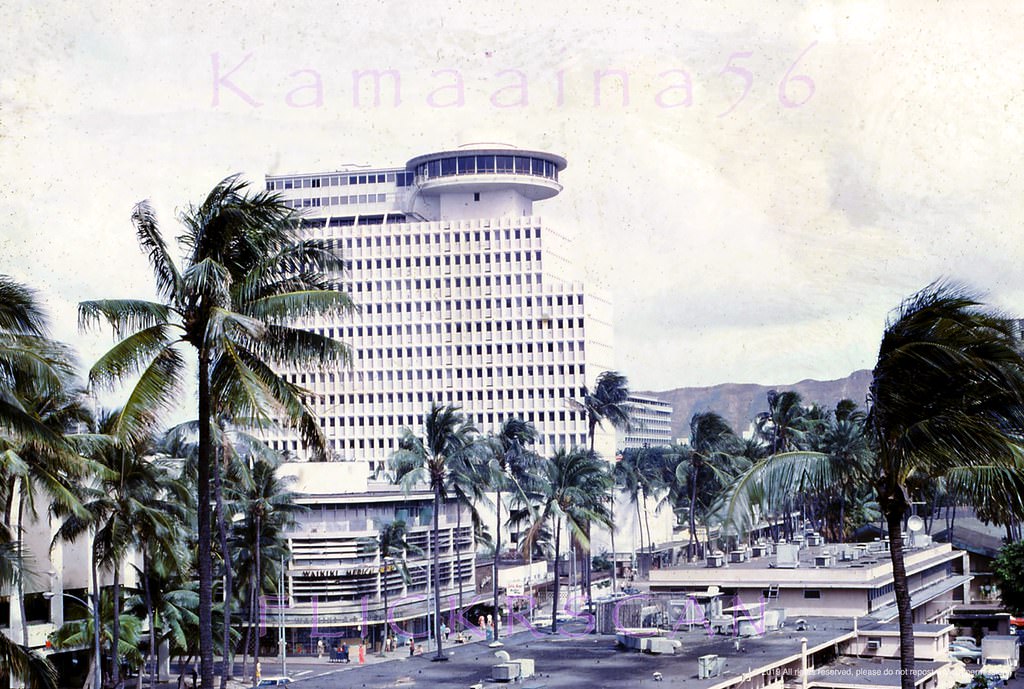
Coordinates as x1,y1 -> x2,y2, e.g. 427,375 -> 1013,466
263,150 -> 613,466
266,170 -> 414,191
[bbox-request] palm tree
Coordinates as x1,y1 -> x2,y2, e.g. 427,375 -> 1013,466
524,447 -> 611,633
811,403 -> 873,542
0,275 -> 90,680
571,371 -> 630,600
78,178 -> 353,688
390,404 -> 480,661
162,417 -> 279,688
54,408 -> 180,689
364,520 -> 416,648
444,439 -> 491,625
755,389 -> 810,454
229,457 -> 302,679
0,275 -> 77,448
0,383 -> 91,654
485,417 -> 539,641
674,412 -> 741,560
727,282 -> 1024,689
50,588 -> 145,685
616,447 -> 665,572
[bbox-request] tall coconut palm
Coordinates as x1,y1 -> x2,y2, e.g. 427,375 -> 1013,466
485,417 -> 539,641
616,447 -> 664,571
727,282 -> 1024,689
229,457 -> 302,678
390,404 -> 480,661
812,403 -> 873,542
364,520 -> 416,646
54,408 -> 180,689
571,371 -> 630,600
524,447 -> 611,634
674,412 -> 741,560
163,416 -> 279,688
1,382 -> 91,654
78,177 -> 353,688
444,438 -> 491,625
755,389 -> 810,454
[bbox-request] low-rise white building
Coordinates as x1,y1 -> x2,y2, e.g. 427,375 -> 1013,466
278,462 -> 476,650
648,539 -> 970,624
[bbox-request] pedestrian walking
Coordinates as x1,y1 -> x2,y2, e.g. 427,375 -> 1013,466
317,638 -> 325,658
358,640 -> 366,664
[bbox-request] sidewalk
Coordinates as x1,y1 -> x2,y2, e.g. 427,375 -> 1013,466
242,622 -> 536,681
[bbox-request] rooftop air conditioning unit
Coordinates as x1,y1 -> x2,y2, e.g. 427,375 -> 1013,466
698,654 -> 723,679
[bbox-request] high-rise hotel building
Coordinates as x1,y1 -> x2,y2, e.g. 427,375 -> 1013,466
264,145 -> 615,467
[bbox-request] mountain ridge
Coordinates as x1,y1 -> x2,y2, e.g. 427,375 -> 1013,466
643,369 -> 873,441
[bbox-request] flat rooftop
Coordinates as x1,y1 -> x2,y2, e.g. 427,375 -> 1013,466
311,616 -> 859,689
649,541 -> 962,589
807,658 -> 947,688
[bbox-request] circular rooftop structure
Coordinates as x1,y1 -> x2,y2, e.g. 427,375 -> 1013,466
406,146 -> 566,200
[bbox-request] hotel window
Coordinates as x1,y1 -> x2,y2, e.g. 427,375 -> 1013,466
803,590 -> 821,599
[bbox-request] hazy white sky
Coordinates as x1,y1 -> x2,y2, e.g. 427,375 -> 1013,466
2,0 -> 1023,392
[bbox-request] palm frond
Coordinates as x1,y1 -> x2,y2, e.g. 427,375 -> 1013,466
78,299 -> 174,338
131,201 -> 182,301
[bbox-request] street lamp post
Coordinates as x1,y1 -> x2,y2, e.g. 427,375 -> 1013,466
278,556 -> 287,678
44,591 -> 101,689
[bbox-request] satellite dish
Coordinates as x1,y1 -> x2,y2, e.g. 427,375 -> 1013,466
907,516 -> 925,533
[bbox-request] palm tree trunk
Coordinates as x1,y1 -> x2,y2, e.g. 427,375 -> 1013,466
112,562 -> 121,688
688,466 -> 699,560
253,511 -> 261,683
240,581 -> 252,681
456,498 -> 464,621
17,495 -> 28,647
197,350 -> 215,689
431,489 -> 444,660
609,488 -> 617,594
641,487 -> 653,555
885,509 -> 915,689
839,498 -> 847,544
493,487 -> 501,641
92,545 -> 103,689
635,499 -> 645,556
214,445 -> 233,688
143,552 -> 156,689
551,517 -> 561,634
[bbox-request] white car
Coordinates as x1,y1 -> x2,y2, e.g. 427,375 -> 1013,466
257,678 -> 292,687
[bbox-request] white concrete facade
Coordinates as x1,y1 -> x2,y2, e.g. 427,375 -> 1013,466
277,462 -> 476,645
264,144 -> 615,467
621,394 -> 674,450
648,541 -> 971,624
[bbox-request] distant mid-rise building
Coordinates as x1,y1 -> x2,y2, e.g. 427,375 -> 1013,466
621,394 -> 674,449
264,144 -> 615,467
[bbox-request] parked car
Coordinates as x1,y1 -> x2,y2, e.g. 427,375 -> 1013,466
952,638 -> 983,654
257,678 -> 292,687
949,643 -> 982,663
